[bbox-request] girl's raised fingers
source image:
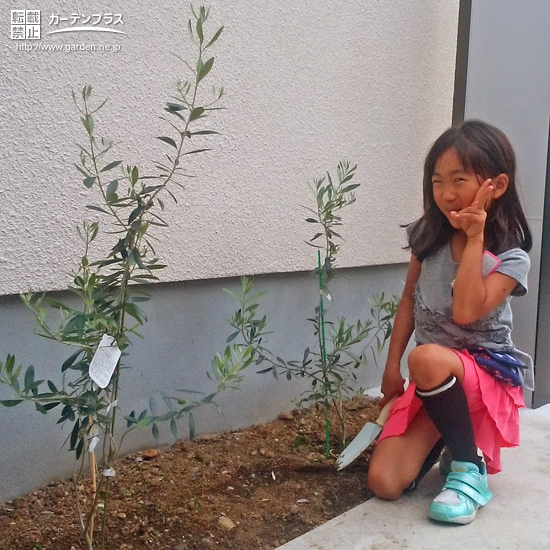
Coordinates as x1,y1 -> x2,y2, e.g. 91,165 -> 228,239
471,179 -> 493,210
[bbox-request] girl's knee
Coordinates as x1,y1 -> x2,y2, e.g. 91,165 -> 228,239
408,343 -> 441,368
367,462 -> 407,501
408,343 -> 440,376
367,477 -> 402,501
408,344 -> 464,388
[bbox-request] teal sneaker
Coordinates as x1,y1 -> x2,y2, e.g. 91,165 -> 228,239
429,460 -> 493,525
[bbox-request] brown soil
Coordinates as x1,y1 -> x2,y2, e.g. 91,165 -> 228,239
0,397 -> 381,550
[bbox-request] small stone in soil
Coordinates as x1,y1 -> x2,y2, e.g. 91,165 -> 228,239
142,449 -> 159,460
219,516 -> 236,531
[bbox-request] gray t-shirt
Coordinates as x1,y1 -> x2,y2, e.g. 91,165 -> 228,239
413,242 -> 533,390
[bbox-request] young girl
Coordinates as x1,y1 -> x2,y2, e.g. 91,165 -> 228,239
367,120 -> 533,525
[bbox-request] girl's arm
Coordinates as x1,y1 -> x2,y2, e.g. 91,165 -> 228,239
451,180 -> 518,324
452,239 -> 518,324
379,255 -> 421,406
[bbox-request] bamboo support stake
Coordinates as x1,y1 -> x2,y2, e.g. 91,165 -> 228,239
88,427 -> 97,542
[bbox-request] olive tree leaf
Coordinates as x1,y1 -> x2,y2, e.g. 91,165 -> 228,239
157,136 -> 178,148
189,107 -> 205,122
100,160 -> 123,173
197,57 -> 214,83
205,26 -> 224,49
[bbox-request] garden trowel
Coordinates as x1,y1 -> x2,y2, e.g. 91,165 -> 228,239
336,395 -> 397,470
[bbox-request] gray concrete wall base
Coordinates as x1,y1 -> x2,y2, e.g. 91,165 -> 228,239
0,264 -> 408,501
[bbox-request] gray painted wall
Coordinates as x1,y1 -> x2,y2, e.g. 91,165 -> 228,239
0,263 -> 408,501
464,0 -> 550,406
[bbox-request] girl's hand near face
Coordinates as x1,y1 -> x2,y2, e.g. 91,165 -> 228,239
450,178 -> 493,240
450,177 -> 519,324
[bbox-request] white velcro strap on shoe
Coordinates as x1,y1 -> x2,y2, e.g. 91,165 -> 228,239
443,473 -> 493,507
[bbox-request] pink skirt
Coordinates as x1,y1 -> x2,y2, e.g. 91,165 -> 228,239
377,349 -> 525,474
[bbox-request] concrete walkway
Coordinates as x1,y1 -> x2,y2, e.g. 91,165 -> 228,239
278,403 -> 550,550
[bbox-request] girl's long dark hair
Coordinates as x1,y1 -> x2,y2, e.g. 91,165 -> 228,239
409,119 -> 532,261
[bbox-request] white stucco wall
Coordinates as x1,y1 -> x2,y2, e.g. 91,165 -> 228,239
0,0 -> 459,296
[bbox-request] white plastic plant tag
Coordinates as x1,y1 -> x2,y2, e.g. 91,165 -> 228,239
320,289 -> 332,301
102,468 -> 116,477
88,436 -> 99,454
106,399 -> 118,415
89,334 -> 121,388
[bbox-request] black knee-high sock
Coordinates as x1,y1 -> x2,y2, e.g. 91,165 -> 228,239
415,375 -> 482,469
405,437 -> 446,491
418,437 -> 445,480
